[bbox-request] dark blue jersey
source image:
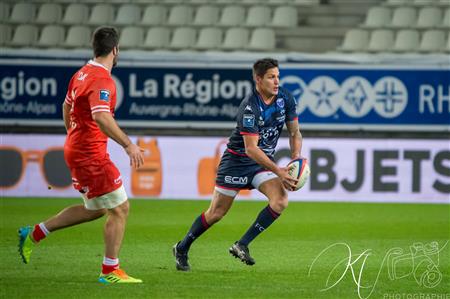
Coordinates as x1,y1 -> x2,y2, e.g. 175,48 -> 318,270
227,86 -> 298,158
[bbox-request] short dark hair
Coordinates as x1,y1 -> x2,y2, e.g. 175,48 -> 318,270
92,27 -> 119,58
253,58 -> 279,78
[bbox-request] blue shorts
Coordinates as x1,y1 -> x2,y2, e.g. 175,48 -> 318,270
215,150 -> 277,192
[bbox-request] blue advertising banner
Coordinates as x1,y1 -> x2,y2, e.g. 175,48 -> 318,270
282,65 -> 450,131
0,60 -> 448,131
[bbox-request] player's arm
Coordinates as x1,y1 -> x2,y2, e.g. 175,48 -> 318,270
63,77 -> 74,133
243,134 -> 297,190
92,112 -> 144,169
62,102 -> 71,132
286,120 -> 302,160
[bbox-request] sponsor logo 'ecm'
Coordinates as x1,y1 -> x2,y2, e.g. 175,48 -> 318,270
224,176 -> 248,185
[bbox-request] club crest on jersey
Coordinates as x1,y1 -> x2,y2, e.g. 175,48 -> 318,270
276,98 -> 284,108
99,89 -> 110,102
243,114 -> 255,128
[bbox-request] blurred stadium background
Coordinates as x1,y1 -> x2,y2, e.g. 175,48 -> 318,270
0,0 -> 449,298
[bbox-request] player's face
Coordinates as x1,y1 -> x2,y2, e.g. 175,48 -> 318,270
258,67 -> 280,99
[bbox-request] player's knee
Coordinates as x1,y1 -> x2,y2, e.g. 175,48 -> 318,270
82,206 -> 106,221
110,200 -> 129,218
280,198 -> 289,210
272,195 -> 288,212
120,200 -> 130,217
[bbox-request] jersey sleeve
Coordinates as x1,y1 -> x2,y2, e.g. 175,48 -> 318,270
285,91 -> 298,122
87,78 -> 115,115
237,100 -> 259,136
64,76 -> 75,106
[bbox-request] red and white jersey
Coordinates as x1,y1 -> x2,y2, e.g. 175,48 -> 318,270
64,60 -> 116,168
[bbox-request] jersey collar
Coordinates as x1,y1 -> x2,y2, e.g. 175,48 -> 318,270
88,59 -> 109,71
254,86 -> 278,108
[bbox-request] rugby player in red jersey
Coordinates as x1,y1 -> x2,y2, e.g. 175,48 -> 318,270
18,27 -> 144,284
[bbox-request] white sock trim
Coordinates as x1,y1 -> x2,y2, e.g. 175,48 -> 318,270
103,256 -> 119,266
39,222 -> 50,236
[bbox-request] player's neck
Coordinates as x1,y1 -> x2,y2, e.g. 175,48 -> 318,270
93,57 -> 112,73
256,86 -> 275,104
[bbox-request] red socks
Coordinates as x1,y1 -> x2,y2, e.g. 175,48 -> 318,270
32,223 -> 49,243
32,223 -> 120,275
102,257 -> 119,274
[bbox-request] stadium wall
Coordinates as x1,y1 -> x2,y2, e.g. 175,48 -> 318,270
1,134 -> 449,204
0,56 -> 448,203
1,58 -> 449,133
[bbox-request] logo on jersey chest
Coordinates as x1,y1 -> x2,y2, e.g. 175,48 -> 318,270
276,107 -> 286,122
276,115 -> 286,122
258,116 -> 264,126
276,98 -> 285,108
261,127 -> 280,140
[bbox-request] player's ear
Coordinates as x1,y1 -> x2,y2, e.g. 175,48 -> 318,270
254,74 -> 262,85
112,46 -> 119,56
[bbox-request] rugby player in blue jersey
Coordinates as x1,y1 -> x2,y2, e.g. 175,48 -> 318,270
173,58 -> 303,271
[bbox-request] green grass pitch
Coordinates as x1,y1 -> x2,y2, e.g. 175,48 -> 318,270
1,197 -> 449,299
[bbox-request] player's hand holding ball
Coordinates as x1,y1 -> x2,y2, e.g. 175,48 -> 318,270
287,158 -> 310,191
278,167 -> 298,191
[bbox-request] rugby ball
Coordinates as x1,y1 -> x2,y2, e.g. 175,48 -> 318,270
287,158 -> 310,191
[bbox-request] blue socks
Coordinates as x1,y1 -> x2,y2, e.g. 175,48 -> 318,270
177,212 -> 210,252
238,205 -> 280,246
177,205 -> 281,252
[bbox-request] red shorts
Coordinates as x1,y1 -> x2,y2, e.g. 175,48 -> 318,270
70,159 -> 123,199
